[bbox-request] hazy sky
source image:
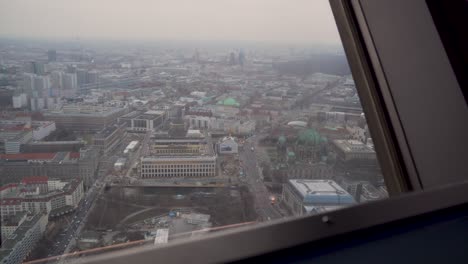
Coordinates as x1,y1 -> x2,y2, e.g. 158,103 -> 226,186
0,0 -> 341,45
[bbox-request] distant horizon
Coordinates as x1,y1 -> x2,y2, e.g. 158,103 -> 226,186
0,36 -> 345,54
0,0 -> 341,47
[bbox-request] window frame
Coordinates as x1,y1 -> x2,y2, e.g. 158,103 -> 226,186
79,181 -> 468,264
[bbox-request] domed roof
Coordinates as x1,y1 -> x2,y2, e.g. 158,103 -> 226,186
287,121 -> 307,128
217,97 -> 240,107
278,136 -> 286,145
296,129 -> 323,146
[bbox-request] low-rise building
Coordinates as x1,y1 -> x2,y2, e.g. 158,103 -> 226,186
43,105 -> 126,131
282,179 -> 355,216
118,110 -> 165,132
114,158 -> 127,171
0,178 -> 84,219
331,139 -> 381,182
21,140 -> 85,153
1,212 -> 28,242
0,125 -> 33,154
0,147 -> 99,186
218,136 -> 238,154
92,123 -> 126,154
140,156 -> 216,179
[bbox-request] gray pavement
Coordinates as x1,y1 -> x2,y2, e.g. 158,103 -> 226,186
239,135 -> 282,221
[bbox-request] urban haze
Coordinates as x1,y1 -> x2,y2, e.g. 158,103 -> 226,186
0,1 -> 386,263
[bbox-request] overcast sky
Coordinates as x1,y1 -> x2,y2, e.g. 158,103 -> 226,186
0,0 -> 341,45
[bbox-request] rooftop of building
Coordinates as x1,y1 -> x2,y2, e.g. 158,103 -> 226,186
153,138 -> 206,144
220,136 -> 237,143
217,97 -> 240,107
44,105 -> 124,117
304,205 -> 346,214
28,140 -> 84,145
288,179 -> 355,205
119,111 -> 143,119
2,211 -> 28,226
145,110 -> 166,115
136,113 -> 163,120
0,152 -> 57,161
141,155 -> 216,162
94,124 -> 124,139
49,205 -> 75,217
0,178 -> 82,202
333,139 -> 375,153
296,129 -> 326,146
0,213 -> 46,250
21,176 -> 48,184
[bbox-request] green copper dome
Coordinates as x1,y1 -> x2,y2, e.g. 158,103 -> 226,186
296,129 -> 323,146
278,136 -> 286,145
217,97 -> 240,107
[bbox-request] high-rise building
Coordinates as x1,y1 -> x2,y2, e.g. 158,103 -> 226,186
32,75 -> 50,98
22,73 -> 35,92
238,49 -> 245,66
12,94 -> 28,109
47,50 -> 57,62
87,71 -> 99,84
76,69 -> 88,86
63,73 -> 78,91
24,61 -> 45,75
50,71 -> 63,89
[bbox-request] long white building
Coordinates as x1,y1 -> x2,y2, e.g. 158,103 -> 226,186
0,178 -> 84,220
140,156 -> 216,178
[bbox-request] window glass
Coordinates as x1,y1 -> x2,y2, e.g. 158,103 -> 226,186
0,0 -> 388,263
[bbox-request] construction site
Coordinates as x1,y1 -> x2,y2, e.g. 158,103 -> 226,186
79,185 -> 256,249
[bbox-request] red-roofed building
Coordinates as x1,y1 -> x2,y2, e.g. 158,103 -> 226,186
69,152 -> 80,159
0,153 -> 57,161
21,176 -> 49,193
0,148 -> 99,187
21,176 -> 48,184
0,179 -> 84,219
0,184 -> 18,195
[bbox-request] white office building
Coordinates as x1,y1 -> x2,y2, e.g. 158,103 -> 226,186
140,156 -> 217,178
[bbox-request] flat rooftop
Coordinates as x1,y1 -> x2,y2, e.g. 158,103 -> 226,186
94,124 -> 124,138
289,179 -> 355,205
0,214 -> 45,250
141,156 -> 216,162
333,139 -> 375,154
28,140 -> 83,145
44,105 -> 124,117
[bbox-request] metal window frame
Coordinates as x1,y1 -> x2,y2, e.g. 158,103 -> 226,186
77,181 -> 468,264
330,0 -> 416,193
350,0 -> 468,189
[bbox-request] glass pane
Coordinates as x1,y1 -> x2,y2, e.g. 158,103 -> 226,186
0,0 -> 389,262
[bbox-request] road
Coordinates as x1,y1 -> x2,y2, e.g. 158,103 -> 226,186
239,135 -> 283,221
45,179 -> 104,261
44,155 -> 113,261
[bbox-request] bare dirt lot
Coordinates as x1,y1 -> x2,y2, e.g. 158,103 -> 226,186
84,186 -> 257,231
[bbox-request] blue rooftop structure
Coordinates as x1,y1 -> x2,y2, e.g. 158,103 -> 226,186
288,179 -> 355,205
